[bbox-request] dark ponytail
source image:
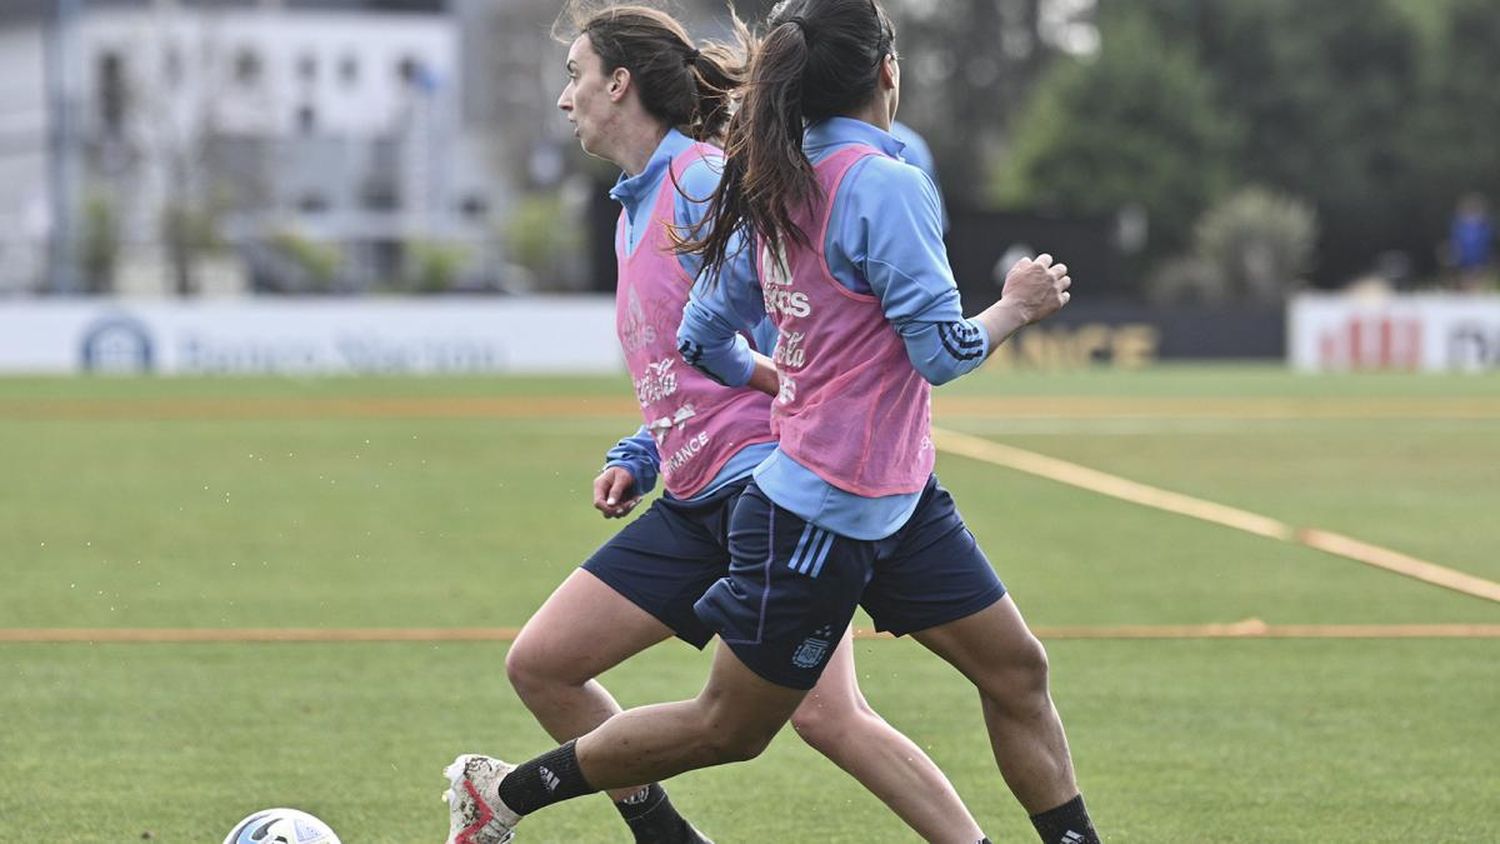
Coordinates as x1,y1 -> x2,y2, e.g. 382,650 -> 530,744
554,2 -> 750,142
680,0 -> 897,278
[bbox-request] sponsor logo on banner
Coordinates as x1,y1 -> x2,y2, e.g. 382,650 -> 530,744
1317,315 -> 1423,370
1449,322 -> 1500,369
80,315 -> 155,373
3,298 -> 621,375
1290,294 -> 1500,372
988,323 -> 1160,369
176,332 -> 503,373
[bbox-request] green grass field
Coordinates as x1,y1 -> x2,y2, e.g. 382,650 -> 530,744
2,365 -> 1498,842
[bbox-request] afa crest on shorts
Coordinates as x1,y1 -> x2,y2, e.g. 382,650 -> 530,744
791,625 -> 836,669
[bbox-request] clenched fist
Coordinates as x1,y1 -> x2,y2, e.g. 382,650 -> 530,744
974,252 -> 1074,351
1000,252 -> 1072,326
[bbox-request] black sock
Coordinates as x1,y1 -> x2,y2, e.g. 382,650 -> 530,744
1029,794 -> 1099,844
615,783 -> 698,843
496,741 -> 598,816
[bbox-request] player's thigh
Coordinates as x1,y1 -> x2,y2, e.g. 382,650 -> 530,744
580,494 -> 736,649
510,568 -> 675,685
698,641 -> 809,755
796,627 -> 871,717
909,595 -> 1048,694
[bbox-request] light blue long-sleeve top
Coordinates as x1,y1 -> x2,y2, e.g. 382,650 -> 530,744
677,117 -> 992,540
602,128 -> 776,501
889,120 -> 948,234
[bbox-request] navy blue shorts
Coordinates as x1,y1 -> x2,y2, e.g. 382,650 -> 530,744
693,475 -> 1006,690
579,478 -> 749,649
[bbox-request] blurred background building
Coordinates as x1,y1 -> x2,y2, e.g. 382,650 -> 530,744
1,0 -> 1497,373
1,0 -> 511,298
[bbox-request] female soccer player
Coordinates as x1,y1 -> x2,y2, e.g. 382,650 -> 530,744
453,4 -> 990,843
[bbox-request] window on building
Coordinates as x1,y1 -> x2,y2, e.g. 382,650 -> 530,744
397,56 -> 422,85
297,193 -> 330,214
459,195 -> 489,219
98,52 -> 126,135
339,55 -> 360,87
234,48 -> 263,86
297,53 -> 318,83
362,182 -> 400,212
163,46 -> 182,89
296,105 -> 317,135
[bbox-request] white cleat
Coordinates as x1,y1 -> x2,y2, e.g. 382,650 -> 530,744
442,754 -> 521,844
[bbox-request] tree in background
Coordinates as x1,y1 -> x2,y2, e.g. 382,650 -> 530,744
1157,0 -> 1422,284
491,0 -> 1493,294
993,7 -> 1238,263
891,0 -> 1094,206
996,0 -> 1442,288
1148,187 -> 1318,304
477,0 -> 1096,290
1405,0 -> 1500,267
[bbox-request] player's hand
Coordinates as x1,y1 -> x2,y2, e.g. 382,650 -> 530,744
998,252 -> 1072,326
592,466 -> 641,519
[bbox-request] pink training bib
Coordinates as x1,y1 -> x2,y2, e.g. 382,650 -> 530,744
616,143 -> 776,498
755,144 -> 934,497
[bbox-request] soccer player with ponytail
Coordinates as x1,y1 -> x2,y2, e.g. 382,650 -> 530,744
445,4 -> 991,843
680,4 -> 1099,842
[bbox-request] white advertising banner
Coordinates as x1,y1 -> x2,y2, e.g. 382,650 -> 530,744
0,298 -> 624,375
1289,294 -> 1500,372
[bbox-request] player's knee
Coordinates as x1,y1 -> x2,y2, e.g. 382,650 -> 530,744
1005,633 -> 1050,695
504,640 -> 572,702
693,697 -> 779,763
502,643 -> 539,696
790,697 -> 870,750
1018,634 -> 1051,687
701,724 -> 775,763
789,706 -> 835,747
982,634 -> 1052,713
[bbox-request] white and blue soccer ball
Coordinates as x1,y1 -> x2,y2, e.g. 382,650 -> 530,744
222,808 -> 341,844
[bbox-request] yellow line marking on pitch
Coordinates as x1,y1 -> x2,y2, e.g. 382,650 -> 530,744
4,623 -> 1500,643
936,396 -> 1500,420
934,429 -> 1293,540
1297,529 -> 1500,603
0,627 -> 525,643
931,426 -> 1500,605
1026,622 -> 1500,639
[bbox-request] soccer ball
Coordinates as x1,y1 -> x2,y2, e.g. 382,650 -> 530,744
222,808 -> 341,844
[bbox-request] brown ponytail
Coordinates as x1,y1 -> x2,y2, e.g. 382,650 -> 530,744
679,0 -> 897,281
553,2 -> 751,143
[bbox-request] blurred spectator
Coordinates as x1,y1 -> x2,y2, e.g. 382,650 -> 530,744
1447,193 -> 1495,291
890,120 -> 948,234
